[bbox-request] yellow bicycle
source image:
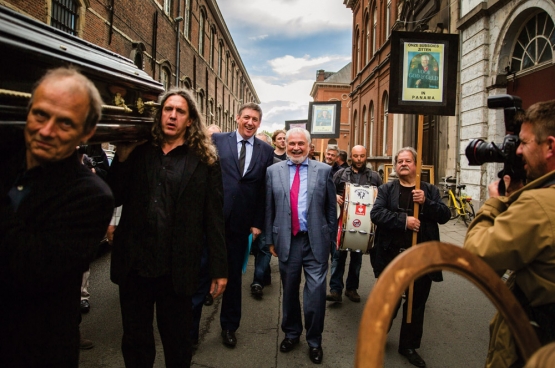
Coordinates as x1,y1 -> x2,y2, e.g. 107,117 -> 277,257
441,176 -> 476,227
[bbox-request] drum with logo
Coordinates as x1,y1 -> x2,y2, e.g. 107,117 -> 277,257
338,183 -> 377,253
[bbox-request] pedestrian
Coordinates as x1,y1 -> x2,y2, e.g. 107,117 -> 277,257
266,127 -> 337,364
108,88 -> 228,367
370,147 -> 450,367
327,145 -> 382,303
272,129 -> 287,161
0,67 -> 114,368
464,100 -> 555,368
211,102 -> 274,348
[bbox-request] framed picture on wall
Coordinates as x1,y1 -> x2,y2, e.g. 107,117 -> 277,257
307,101 -> 341,138
285,119 -> 308,131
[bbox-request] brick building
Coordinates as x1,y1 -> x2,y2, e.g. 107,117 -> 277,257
0,0 -> 256,132
309,64 -> 352,161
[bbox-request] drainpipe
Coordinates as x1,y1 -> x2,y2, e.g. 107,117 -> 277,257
174,16 -> 184,86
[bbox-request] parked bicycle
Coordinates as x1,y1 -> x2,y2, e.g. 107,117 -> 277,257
440,176 -> 476,227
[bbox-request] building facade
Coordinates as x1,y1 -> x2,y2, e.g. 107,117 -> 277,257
309,64 -> 352,160
0,0 -> 256,132
458,0 -> 555,203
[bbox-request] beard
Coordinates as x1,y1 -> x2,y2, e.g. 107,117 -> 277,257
288,153 -> 308,165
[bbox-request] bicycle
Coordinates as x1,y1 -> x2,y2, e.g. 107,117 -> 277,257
440,176 -> 476,227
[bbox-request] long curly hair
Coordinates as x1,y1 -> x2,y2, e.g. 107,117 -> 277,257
151,88 -> 218,165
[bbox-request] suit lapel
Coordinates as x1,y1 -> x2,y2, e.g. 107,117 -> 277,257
280,162 -> 290,205
245,138 -> 261,176
177,152 -> 200,201
306,160 -> 318,211
226,131 -> 242,174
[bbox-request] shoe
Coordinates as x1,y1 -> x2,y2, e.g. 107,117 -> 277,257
251,284 -> 263,297
309,346 -> 323,364
345,289 -> 361,303
279,337 -> 300,352
204,293 -> 213,306
326,291 -> 342,302
80,299 -> 90,313
263,278 -> 272,286
79,335 -> 94,350
221,330 -> 237,348
398,348 -> 426,367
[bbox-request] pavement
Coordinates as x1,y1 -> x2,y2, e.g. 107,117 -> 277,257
81,218 -> 494,368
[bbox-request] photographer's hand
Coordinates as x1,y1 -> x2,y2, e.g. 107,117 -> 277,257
489,175 -> 524,198
116,140 -> 147,162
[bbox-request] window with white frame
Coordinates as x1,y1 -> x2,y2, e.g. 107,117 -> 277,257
184,0 -> 191,39
369,102 -> 375,156
372,4 -> 377,55
511,11 -> 554,72
382,93 -> 389,156
199,10 -> 205,56
164,0 -> 171,15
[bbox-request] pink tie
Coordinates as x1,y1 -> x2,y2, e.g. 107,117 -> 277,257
291,164 -> 301,236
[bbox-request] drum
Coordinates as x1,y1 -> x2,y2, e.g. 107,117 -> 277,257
338,183 -> 377,253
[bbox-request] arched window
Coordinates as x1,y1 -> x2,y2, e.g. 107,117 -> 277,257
218,41 -> 224,77
382,93 -> 389,156
385,0 -> 391,39
210,25 -> 216,68
51,0 -> 80,35
182,77 -> 192,90
197,89 -> 205,114
369,102 -> 375,156
209,98 -> 214,124
226,52 -> 230,84
511,11 -> 554,72
161,67 -> 170,90
353,110 -> 359,145
365,12 -> 370,64
184,0 -> 191,39
362,105 -> 368,149
372,3 -> 377,55
199,9 -> 206,57
356,28 -> 361,72
164,0 -> 171,15
231,62 -> 235,92
130,42 -> 145,70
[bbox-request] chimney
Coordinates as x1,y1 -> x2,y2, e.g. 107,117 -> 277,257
316,69 -> 326,81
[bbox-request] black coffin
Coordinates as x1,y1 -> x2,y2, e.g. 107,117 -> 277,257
0,5 -> 165,144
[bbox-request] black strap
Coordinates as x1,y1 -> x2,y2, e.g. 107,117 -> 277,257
513,282 -> 555,345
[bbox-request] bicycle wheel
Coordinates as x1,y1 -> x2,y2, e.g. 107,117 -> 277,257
462,201 -> 476,227
442,195 -> 458,220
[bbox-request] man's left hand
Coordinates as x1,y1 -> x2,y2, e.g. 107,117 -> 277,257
210,278 -> 227,299
251,227 -> 261,240
412,189 -> 425,204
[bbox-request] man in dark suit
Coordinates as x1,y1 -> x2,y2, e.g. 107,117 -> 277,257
108,89 -> 228,367
370,147 -> 450,368
211,103 -> 274,348
266,128 -> 337,364
0,67 -> 114,368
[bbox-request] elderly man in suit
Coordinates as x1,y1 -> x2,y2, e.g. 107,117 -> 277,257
266,128 -> 337,364
108,89 -> 228,367
211,103 -> 274,347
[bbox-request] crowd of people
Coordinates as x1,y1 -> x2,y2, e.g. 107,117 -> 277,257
1,67 -> 554,368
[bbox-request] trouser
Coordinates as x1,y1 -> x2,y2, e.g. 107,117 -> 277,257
191,247 -> 211,342
391,275 -> 433,350
119,270 -> 192,368
252,231 -> 272,287
81,268 -> 90,301
329,249 -> 362,292
280,233 -> 328,348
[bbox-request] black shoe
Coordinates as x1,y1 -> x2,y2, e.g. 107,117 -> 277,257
398,348 -> 426,367
279,337 -> 300,352
204,293 -> 213,306
221,330 -> 237,348
251,284 -> 263,297
80,299 -> 90,314
309,346 -> 323,364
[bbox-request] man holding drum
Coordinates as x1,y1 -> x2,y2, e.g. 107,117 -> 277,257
326,145 -> 382,303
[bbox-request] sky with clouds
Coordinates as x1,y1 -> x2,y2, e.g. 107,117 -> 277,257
218,0 -> 353,133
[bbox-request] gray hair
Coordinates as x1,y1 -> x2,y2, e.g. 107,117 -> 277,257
285,127 -> 311,144
394,146 -> 417,163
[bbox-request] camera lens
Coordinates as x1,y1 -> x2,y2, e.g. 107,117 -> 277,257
465,139 -> 504,165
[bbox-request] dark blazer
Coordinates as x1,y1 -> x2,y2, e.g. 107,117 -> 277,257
0,144 -> 114,366
212,131 -> 274,234
108,143 -> 227,296
370,180 -> 450,280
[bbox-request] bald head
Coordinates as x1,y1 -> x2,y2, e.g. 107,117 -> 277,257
351,145 -> 367,171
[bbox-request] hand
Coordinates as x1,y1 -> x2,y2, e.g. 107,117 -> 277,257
250,227 -> 261,241
106,225 -> 117,245
210,278 -> 227,299
407,216 -> 421,232
336,195 -> 344,206
412,189 -> 425,204
269,244 -> 278,257
116,140 -> 147,162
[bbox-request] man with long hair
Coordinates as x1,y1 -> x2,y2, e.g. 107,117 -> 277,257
108,88 -> 228,367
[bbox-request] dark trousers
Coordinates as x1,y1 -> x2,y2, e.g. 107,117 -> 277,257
252,231 -> 272,287
220,229 -> 248,331
119,270 -> 192,368
391,275 -> 433,350
191,247 -> 211,342
329,248 -> 362,292
279,233 -> 328,348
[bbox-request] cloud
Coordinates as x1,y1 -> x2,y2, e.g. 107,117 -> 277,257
248,34 -> 268,41
251,76 -> 314,104
268,54 -> 350,76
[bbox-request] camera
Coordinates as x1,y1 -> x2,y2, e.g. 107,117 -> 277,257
465,94 -> 526,194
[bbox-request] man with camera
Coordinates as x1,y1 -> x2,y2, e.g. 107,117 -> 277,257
464,99 -> 555,368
